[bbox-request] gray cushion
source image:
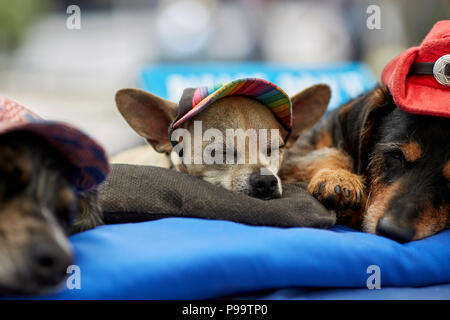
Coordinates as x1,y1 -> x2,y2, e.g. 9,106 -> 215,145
99,164 -> 336,228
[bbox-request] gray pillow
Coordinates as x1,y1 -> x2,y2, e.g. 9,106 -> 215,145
99,164 -> 336,229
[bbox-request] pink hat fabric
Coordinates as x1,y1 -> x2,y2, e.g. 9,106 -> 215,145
0,95 -> 109,191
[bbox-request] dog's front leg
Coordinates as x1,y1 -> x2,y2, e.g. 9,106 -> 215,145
280,147 -> 366,227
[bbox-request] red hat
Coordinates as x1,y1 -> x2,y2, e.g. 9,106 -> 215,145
381,20 -> 450,118
0,95 -> 109,191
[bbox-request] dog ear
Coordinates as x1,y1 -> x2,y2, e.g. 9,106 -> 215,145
286,84 -> 331,148
338,86 -> 394,173
115,88 -> 178,153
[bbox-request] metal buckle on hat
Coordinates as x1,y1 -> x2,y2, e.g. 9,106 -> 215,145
433,54 -> 450,86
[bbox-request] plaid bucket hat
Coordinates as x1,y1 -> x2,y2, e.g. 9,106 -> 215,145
381,20 -> 450,118
168,78 -> 292,140
0,95 -> 109,191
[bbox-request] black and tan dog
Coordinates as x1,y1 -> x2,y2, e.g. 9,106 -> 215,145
280,86 -> 450,242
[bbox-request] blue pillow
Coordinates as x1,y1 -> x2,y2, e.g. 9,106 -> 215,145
245,283 -> 450,300
32,218 -> 450,299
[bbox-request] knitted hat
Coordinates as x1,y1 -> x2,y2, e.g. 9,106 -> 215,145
0,95 -> 109,191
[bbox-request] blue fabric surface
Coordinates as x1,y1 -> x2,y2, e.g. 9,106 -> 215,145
31,217 -> 450,299
242,284 -> 450,300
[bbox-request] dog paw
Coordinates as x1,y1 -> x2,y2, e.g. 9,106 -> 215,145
308,168 -> 365,211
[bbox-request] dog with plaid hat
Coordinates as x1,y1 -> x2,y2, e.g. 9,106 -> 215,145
0,95 -> 109,295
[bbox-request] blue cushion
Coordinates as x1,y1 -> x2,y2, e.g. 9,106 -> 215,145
244,284 -> 450,300
32,218 -> 450,299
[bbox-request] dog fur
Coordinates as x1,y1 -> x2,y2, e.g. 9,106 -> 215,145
114,85 -> 331,199
0,131 -> 102,294
280,86 -> 450,242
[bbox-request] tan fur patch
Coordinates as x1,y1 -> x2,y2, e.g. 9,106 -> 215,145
359,88 -> 388,147
279,164 -> 311,183
414,203 -> 448,240
363,181 -> 400,234
280,148 -> 353,183
0,200 -> 41,244
401,141 -> 422,163
111,145 -> 171,167
307,150 -> 353,177
367,154 -> 383,187
337,100 -> 354,120
369,87 -> 389,107
443,161 -> 450,180
56,187 -> 75,211
315,130 -> 333,149
360,117 -> 376,148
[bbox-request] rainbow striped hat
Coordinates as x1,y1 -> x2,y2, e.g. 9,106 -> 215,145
170,78 -> 292,131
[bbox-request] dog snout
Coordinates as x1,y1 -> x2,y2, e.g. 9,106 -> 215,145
28,241 -> 72,286
376,216 -> 415,243
249,172 -> 279,199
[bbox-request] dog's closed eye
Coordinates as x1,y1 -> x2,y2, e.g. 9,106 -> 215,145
55,187 -> 78,228
387,149 -> 405,161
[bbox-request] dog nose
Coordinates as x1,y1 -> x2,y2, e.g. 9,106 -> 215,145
29,241 -> 72,285
249,172 -> 279,199
376,217 -> 415,243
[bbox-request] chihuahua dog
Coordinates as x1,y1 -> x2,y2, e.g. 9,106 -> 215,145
0,131 -> 102,295
114,84 -> 331,199
280,87 -> 450,242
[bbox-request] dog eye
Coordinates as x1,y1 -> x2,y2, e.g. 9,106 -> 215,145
388,149 -> 405,161
55,188 -> 77,226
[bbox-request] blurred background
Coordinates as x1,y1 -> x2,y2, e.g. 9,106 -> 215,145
0,0 -> 448,155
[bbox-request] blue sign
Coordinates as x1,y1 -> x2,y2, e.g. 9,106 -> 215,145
140,62 -> 377,111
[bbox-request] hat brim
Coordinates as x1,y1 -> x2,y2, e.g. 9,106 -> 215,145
172,78 -> 292,129
382,47 -> 450,118
0,121 -> 109,191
